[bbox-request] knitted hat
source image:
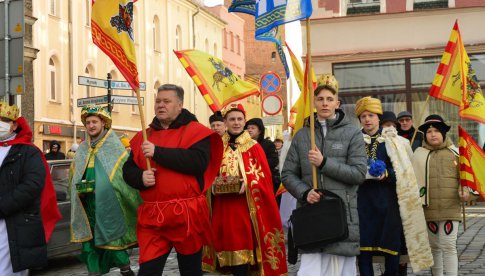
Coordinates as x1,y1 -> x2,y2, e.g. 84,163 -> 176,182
418,114 -> 450,140
81,105 -> 112,129
381,111 -> 397,126
209,111 -> 224,124
315,74 -> 339,95
397,111 -> 412,120
355,97 -> 383,117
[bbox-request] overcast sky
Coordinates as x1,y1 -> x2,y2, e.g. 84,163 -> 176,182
204,0 -> 223,7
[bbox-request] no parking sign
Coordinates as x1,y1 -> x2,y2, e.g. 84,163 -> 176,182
260,72 -> 281,94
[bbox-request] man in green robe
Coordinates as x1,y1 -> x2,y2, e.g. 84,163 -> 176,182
70,105 -> 142,276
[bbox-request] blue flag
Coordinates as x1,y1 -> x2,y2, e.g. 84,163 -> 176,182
228,0 -> 312,78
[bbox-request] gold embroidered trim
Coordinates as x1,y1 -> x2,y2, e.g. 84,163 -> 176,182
216,250 -> 256,267
222,131 -> 257,153
360,247 -> 399,256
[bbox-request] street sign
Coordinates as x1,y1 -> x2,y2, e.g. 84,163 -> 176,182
111,95 -> 144,105
78,76 -> 147,91
77,96 -> 108,107
111,80 -> 146,91
78,76 -> 108,89
260,72 -> 281,94
0,0 -> 24,96
262,115 -> 284,125
262,94 -> 283,115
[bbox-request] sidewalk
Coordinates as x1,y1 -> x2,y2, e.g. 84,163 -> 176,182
32,203 -> 485,275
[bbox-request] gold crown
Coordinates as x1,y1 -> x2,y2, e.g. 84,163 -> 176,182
81,105 -> 112,129
0,101 -> 20,121
316,74 -> 339,94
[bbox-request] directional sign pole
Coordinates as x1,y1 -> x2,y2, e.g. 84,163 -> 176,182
107,72 -> 112,114
134,87 -> 151,170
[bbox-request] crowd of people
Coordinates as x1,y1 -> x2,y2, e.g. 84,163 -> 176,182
0,75 -> 477,276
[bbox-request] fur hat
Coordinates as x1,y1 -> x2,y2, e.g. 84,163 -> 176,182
209,111 -> 224,124
355,97 -> 383,117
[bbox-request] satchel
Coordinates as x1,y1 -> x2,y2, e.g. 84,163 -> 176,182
289,189 -> 349,252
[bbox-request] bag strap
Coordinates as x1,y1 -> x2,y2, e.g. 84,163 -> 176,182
314,188 -> 342,201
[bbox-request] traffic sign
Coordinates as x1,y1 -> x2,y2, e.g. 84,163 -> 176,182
260,72 -> 281,94
262,95 -> 283,115
78,76 -> 147,91
111,95 -> 144,105
77,96 -> 108,107
111,80 -> 146,91
0,0 -> 24,96
262,115 -> 284,125
78,76 -> 108,89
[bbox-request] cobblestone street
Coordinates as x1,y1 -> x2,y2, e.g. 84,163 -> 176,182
31,204 -> 485,276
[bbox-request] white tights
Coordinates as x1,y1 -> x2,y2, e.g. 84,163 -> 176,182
427,220 -> 459,276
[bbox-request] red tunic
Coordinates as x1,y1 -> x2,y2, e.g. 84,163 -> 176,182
203,131 -> 287,276
130,121 -> 222,263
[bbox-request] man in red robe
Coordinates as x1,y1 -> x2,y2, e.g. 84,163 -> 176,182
203,104 -> 287,276
123,84 -> 223,276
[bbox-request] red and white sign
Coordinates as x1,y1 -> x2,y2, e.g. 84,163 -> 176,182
262,95 -> 283,115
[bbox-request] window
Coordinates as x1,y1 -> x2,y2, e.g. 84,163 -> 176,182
49,0 -> 58,16
131,91 -> 139,114
153,16 -> 160,52
175,25 -> 182,50
333,54 -> 485,143
48,58 -> 58,101
236,35 -> 240,55
205,39 -> 209,53
414,0 -> 448,10
214,43 -> 218,56
223,29 -> 227,49
230,32 -> 234,51
85,0 -> 90,26
347,0 -> 380,14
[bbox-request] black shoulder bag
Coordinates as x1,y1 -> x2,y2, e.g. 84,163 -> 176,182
288,189 -> 349,264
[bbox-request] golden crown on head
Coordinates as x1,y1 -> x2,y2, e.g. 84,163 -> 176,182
316,74 -> 339,94
81,105 -> 112,129
0,101 -> 20,121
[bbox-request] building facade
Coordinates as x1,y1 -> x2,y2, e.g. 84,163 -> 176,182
32,0 -> 224,152
306,0 -> 485,144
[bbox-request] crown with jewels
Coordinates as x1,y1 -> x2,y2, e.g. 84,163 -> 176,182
81,105 -> 112,129
316,74 -> 339,94
0,101 -> 20,121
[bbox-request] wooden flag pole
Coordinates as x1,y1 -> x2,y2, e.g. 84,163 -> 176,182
305,19 -> 317,189
134,88 -> 151,170
461,185 -> 467,231
410,95 -> 430,146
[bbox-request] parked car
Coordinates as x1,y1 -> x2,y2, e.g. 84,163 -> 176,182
47,159 -> 81,258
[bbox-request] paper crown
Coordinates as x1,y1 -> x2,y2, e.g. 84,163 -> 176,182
316,74 -> 339,94
223,103 -> 246,117
0,101 -> 20,121
355,96 -> 383,117
81,105 -> 112,129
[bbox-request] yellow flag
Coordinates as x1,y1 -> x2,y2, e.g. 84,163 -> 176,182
287,44 -> 316,133
429,21 -> 485,124
459,126 -> 485,200
174,50 -> 259,112
91,0 -> 139,90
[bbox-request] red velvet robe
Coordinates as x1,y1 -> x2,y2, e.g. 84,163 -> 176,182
203,131 -> 287,276
130,121 -> 222,263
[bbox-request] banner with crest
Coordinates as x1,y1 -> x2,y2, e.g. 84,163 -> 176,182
174,49 -> 259,112
91,0 -> 139,91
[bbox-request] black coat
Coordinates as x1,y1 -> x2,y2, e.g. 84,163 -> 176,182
0,144 -> 47,272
